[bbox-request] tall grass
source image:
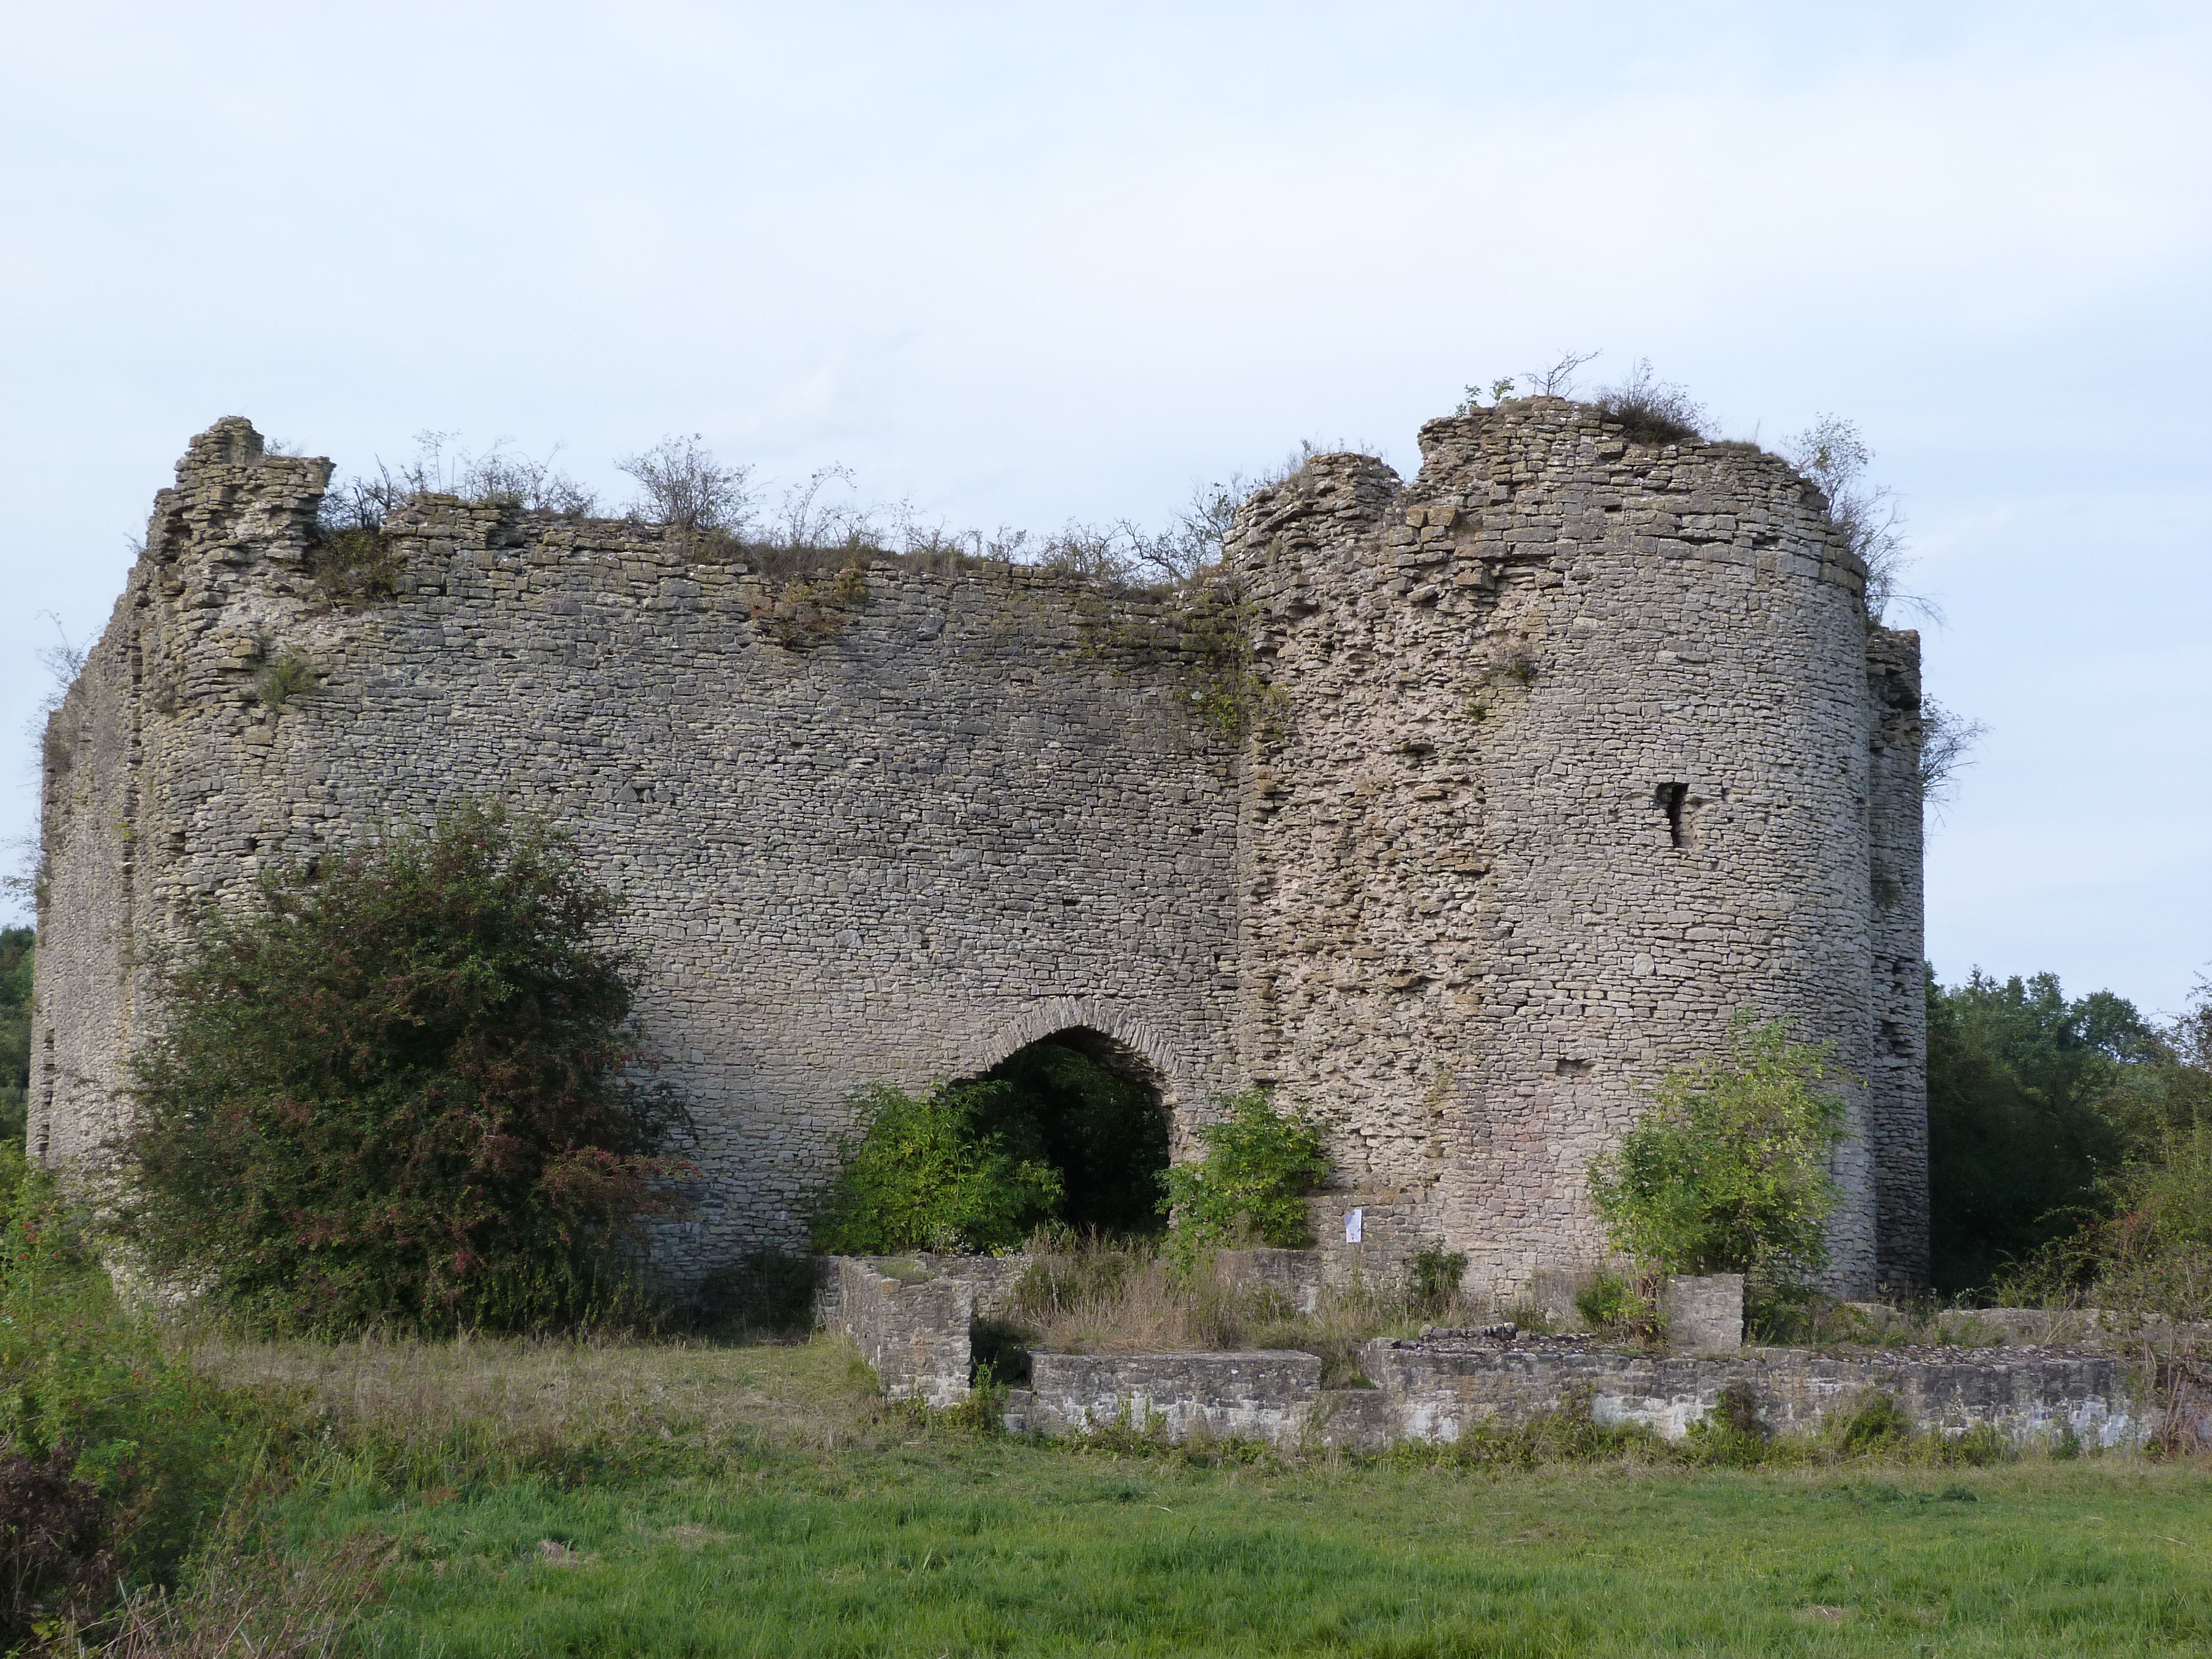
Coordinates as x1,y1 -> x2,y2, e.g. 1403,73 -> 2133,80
1001,1233 -> 1467,1386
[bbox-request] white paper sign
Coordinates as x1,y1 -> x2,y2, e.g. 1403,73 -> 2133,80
1345,1207 -> 1364,1244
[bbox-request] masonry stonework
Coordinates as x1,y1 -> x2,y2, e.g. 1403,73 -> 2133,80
33,399 -> 1927,1295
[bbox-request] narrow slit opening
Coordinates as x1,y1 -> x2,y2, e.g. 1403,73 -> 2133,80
1656,782 -> 1688,848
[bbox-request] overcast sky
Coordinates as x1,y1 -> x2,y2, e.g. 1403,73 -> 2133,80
3,2 -> 2206,1015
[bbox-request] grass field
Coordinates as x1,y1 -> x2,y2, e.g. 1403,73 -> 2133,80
189,1333 -> 2212,1658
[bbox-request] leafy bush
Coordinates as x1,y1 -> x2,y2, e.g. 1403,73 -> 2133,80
0,927 -> 29,1146
0,1151 -> 279,1642
809,1081 -> 1062,1254
124,803 -> 692,1334
1586,1016 -> 1847,1281
1160,1090 -> 1329,1272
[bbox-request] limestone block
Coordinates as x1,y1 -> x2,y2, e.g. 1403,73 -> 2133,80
1665,1273 -> 1745,1354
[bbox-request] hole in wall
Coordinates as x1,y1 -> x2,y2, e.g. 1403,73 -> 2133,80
1556,1057 -> 1593,1077
1656,782 -> 1688,848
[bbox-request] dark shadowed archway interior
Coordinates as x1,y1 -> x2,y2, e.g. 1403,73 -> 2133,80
975,1029 -> 1169,1236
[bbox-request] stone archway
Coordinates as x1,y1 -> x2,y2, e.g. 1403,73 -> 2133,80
958,1011 -> 1176,1238
956,998 -> 1186,1110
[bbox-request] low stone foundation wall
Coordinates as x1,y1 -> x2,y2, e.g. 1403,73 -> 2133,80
833,1257 -> 974,1408
1010,1351 -> 1323,1442
1004,1337 -> 2152,1452
816,1253 -> 2176,1453
1356,1336 -> 2144,1451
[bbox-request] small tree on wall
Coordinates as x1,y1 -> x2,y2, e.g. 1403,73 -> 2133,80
123,803 -> 692,1334
1586,1016 -> 1849,1283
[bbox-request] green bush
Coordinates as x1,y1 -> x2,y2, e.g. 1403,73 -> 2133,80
809,1081 -> 1063,1254
1160,1090 -> 1329,1272
0,926 -> 29,1147
123,803 -> 692,1335
0,1149 -> 280,1641
1586,1016 -> 1847,1281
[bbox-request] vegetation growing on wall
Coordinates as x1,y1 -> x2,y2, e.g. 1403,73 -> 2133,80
123,803 -> 692,1334
1590,359 -> 1709,446
1586,1016 -> 1847,1283
1160,1089 -> 1330,1272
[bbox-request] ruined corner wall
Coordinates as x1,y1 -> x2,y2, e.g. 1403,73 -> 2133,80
1228,400 -> 1926,1297
33,419 -> 1243,1273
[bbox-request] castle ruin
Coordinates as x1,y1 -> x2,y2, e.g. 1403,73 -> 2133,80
32,399 -> 1928,1296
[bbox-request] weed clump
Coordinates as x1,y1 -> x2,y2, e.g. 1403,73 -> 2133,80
1591,359 -> 1707,446
1574,1267 -> 1664,1343
252,647 -> 314,710
1406,1243 -> 1470,1316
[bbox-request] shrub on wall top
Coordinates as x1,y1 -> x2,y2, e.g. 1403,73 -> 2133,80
1586,1015 -> 1847,1282
123,803 -> 692,1334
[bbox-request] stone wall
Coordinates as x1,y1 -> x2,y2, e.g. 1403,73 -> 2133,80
834,1257 -> 975,1408
1227,404 -> 1919,1295
1007,1338 -> 2152,1453
32,421 -> 1242,1278
1355,1337 -> 2147,1451
35,400 -> 1927,1294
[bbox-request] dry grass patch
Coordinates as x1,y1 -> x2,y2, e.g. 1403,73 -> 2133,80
999,1235 -> 1475,1385
178,1328 -> 883,1460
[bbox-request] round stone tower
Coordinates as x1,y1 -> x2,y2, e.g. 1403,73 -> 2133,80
1227,397 -> 1925,1299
